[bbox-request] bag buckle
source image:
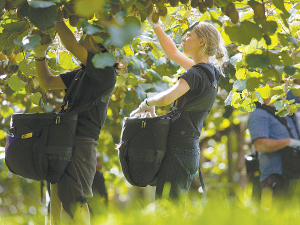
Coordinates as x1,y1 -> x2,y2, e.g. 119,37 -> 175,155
141,121 -> 146,128
21,132 -> 33,139
55,116 -> 61,124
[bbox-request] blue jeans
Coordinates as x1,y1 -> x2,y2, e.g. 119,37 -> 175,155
155,147 -> 200,199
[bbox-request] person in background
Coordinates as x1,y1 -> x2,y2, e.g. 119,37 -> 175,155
34,19 -> 118,224
130,17 -> 228,199
248,90 -> 300,196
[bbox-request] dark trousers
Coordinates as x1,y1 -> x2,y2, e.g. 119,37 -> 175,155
155,147 -> 200,199
261,173 -> 289,196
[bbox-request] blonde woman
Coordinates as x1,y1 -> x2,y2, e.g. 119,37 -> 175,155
130,19 -> 228,198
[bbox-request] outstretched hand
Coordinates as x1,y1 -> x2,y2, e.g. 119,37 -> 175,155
147,14 -> 161,29
289,138 -> 300,148
34,43 -> 49,58
130,99 -> 157,118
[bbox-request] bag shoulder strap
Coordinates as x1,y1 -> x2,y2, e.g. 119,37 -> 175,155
255,102 -> 300,139
164,64 -> 219,121
60,70 -> 85,113
60,69 -> 115,117
65,84 -> 115,118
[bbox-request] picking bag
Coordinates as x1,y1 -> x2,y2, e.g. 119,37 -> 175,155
118,117 -> 172,187
281,147 -> 300,179
5,112 -> 77,184
244,152 -> 261,198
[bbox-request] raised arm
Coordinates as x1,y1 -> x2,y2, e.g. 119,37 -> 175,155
55,21 -> 88,65
152,25 -> 195,70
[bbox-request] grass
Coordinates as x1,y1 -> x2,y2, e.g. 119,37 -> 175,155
2,183 -> 300,225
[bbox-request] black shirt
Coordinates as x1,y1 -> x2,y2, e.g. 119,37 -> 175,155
168,63 -> 220,147
60,51 -> 116,140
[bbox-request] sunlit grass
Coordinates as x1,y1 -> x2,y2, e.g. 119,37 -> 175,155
2,182 -> 300,225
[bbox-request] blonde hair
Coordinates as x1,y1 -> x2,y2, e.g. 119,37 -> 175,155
193,22 -> 228,75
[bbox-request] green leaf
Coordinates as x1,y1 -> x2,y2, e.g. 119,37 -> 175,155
124,16 -> 141,29
225,21 -> 263,45
58,51 -> 79,70
277,110 -> 289,117
233,79 -> 247,91
225,91 -> 234,106
268,53 -> 281,66
14,35 -> 41,51
262,68 -> 281,83
0,0 -> 5,9
7,75 -> 26,91
153,82 -> 169,92
81,19 -> 104,35
147,69 -> 161,82
230,53 -> 243,65
225,26 -> 241,44
30,92 -> 42,105
240,21 -> 263,44
284,65 -> 297,75
124,90 -> 133,104
214,0 -> 231,7
28,5 -> 58,31
291,84 -> 300,96
245,54 -> 270,68
246,77 -> 260,91
0,106 -> 14,118
287,35 -> 299,48
270,95 -> 283,106
273,0 -> 290,17
280,51 -> 294,66
280,13 -> 289,29
274,100 -> 283,110
92,53 -> 116,69
134,86 -> 146,100
278,33 -> 289,47
0,21 -> 29,55
107,23 -> 141,48
120,0 -> 136,9
29,0 -> 54,8
263,35 -> 271,46
239,99 -> 256,112
140,83 -> 152,91
266,21 -> 278,34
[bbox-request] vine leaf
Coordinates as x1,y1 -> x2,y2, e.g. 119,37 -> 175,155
30,92 -> 42,105
92,53 -> 116,69
28,5 -> 58,31
14,35 -> 41,51
0,21 -> 29,55
7,75 -> 26,91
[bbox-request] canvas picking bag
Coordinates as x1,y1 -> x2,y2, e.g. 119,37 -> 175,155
118,117 -> 172,187
5,112 -> 78,183
5,70 -> 87,184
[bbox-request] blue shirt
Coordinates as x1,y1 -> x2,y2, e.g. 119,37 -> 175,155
248,108 -> 300,182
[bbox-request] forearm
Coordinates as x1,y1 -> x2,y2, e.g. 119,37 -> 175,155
55,21 -> 77,50
147,91 -> 173,107
153,26 -> 179,60
35,60 -> 55,89
254,138 -> 290,153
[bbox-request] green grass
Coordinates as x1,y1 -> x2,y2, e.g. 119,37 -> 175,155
2,183 -> 300,225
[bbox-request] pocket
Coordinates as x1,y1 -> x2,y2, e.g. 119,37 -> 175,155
281,147 -> 300,178
5,129 -> 47,181
46,124 -> 74,184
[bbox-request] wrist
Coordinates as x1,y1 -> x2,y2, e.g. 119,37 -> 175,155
145,98 -> 149,106
34,51 -> 46,58
34,56 -> 46,61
